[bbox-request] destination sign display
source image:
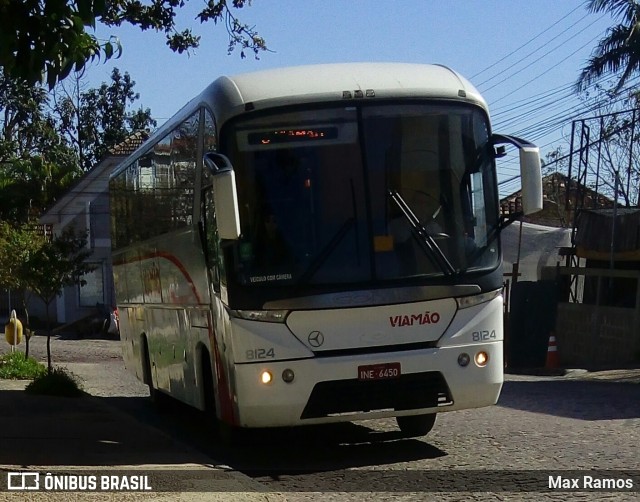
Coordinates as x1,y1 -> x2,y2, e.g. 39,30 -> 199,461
248,127 -> 338,145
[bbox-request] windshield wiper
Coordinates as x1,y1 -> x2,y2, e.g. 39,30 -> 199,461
388,189 -> 456,276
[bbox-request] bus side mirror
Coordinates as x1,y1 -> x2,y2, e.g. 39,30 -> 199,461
204,152 -> 241,240
519,147 -> 543,215
492,134 -> 543,215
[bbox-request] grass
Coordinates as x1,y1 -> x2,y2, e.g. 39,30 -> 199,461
25,367 -> 84,397
1,351 -> 84,397
0,352 -> 47,379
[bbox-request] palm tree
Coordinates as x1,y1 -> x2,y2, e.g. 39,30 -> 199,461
576,0 -> 640,94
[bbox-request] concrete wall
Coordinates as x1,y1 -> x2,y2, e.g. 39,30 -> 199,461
550,266 -> 640,368
556,303 -> 640,367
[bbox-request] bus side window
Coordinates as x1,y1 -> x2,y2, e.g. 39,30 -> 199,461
201,186 -> 223,292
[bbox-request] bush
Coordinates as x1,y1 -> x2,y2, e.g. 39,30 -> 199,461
0,352 -> 47,379
25,367 -> 84,397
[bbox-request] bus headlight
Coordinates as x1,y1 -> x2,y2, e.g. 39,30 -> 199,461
456,289 -> 501,309
230,309 -> 289,323
260,370 -> 273,384
475,351 -> 489,367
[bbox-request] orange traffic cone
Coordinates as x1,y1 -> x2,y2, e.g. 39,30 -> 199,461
545,333 -> 560,369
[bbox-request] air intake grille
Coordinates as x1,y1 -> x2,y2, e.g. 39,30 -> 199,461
301,371 -> 453,419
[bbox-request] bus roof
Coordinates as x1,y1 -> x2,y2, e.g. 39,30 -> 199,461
207,62 -> 488,127
111,63 -> 488,177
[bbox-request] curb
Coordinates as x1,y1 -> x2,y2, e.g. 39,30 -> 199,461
506,367 -> 640,383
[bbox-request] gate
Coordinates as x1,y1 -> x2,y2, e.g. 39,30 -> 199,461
507,281 -> 558,368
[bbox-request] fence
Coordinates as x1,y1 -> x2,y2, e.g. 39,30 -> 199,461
549,266 -> 640,367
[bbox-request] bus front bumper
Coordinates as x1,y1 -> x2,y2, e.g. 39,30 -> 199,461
230,342 -> 503,428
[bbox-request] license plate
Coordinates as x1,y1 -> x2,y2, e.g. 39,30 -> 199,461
358,362 -> 401,381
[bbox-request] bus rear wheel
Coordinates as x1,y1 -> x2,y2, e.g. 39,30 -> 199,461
396,413 -> 437,437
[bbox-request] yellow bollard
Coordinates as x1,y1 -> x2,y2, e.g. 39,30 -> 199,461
5,310 -> 23,350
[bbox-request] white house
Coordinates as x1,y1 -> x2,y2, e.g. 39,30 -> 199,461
38,132 -> 148,325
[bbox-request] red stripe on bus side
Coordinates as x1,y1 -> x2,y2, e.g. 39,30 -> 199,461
116,252 -> 237,424
210,324 -> 238,426
113,251 -> 202,304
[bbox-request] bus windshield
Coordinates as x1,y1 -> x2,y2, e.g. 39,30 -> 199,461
224,103 -> 498,288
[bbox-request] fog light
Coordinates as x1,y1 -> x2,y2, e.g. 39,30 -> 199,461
458,353 -> 470,367
475,351 -> 489,367
282,369 -> 295,383
260,370 -> 273,384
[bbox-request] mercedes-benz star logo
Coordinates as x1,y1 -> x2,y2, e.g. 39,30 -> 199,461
308,330 -> 324,348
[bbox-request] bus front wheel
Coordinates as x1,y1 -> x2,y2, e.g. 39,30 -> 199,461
201,350 -> 240,445
396,413 -> 437,437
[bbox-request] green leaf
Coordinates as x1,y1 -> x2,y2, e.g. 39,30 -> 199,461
94,0 -> 107,15
77,0 -> 95,24
46,64 -> 58,89
59,59 -> 74,81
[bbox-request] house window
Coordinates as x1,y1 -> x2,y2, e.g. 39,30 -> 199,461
79,264 -> 104,307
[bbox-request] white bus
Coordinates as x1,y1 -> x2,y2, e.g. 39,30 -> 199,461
109,63 -> 542,437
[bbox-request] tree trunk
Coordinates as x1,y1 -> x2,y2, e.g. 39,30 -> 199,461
46,334 -> 51,373
45,302 -> 52,373
21,295 -> 30,359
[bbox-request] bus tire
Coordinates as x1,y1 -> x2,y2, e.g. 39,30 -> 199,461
200,350 -> 216,418
217,422 -> 242,446
396,413 -> 437,437
200,350 -> 242,446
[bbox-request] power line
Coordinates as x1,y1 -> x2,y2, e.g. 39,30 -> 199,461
485,31 -> 605,102
470,4 -> 584,81
510,75 -> 640,141
477,11 -> 598,90
466,2 -> 623,171
492,66 -> 620,123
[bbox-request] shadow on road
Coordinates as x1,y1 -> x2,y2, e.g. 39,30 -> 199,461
0,391 -> 211,467
228,424 -> 447,476
498,380 -> 640,420
101,395 -> 447,477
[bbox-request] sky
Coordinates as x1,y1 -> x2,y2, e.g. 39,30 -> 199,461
84,0 -> 618,197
